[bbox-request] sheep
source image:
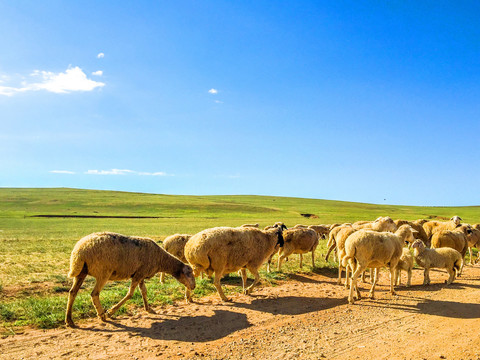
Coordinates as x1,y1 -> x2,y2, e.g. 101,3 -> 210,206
184,226 -> 284,302
264,222 -> 287,231
341,225 -> 416,304
394,248 -> 414,287
273,227 -> 318,272
334,225 -> 356,286
325,223 -> 352,261
430,224 -> 471,275
353,216 -> 398,232
308,224 -> 330,239
65,232 -> 196,327
422,216 -> 462,240
293,224 -> 308,228
412,239 -> 462,285
159,234 -> 192,283
468,224 -> 480,264
240,223 -> 259,228
394,219 -> 429,246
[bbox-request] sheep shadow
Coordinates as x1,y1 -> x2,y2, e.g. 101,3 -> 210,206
235,295 -> 346,315
357,296 -> 480,319
97,309 -> 251,342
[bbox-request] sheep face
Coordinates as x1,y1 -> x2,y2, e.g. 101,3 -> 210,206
173,264 -> 196,290
412,239 -> 425,250
451,216 -> 462,226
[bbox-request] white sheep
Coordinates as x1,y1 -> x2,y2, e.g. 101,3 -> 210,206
184,226 -> 284,302
412,239 -> 462,285
468,224 -> 480,264
341,225 -> 416,304
65,232 -> 196,327
431,224 -> 471,275
159,234 -> 192,283
274,227 -> 318,272
240,223 -> 259,228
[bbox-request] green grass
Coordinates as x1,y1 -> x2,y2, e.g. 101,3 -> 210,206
1,187 -> 480,334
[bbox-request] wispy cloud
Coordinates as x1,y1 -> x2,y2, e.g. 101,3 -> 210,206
208,88 -> 218,94
97,52 -> 105,59
50,170 -> 76,174
85,169 -> 170,176
0,66 -> 105,96
92,70 -> 103,76
214,100 -> 223,104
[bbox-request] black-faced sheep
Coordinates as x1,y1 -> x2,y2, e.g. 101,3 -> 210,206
184,226 -> 284,302
65,232 -> 195,327
273,227 -> 318,272
412,239 -> 462,285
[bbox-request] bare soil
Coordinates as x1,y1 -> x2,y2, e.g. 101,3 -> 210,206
2,265 -> 480,360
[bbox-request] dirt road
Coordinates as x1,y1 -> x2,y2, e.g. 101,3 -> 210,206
2,266 -> 480,360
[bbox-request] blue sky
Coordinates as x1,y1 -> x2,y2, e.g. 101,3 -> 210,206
1,1 -> 480,206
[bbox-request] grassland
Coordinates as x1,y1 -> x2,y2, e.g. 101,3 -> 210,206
1,187 -> 479,334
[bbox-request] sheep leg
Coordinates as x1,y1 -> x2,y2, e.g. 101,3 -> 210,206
344,263 -> 350,288
406,268 -> 411,287
368,268 -> 378,299
423,267 -> 430,285
159,272 -> 165,283
299,254 -> 303,269
239,268 -> 248,294
277,254 -> 287,272
394,268 -> 400,286
389,266 -> 397,296
245,268 -> 260,295
107,278 -> 141,317
469,247 -> 474,265
213,271 -> 229,302
311,247 -> 316,268
337,262 -> 343,285
139,280 -> 155,314
325,242 -> 336,261
348,261 -> 365,304
90,276 -> 110,321
65,272 -> 87,327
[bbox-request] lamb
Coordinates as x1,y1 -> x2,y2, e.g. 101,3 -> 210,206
412,239 -> 462,285
159,234 -> 192,283
184,226 -> 284,302
341,225 -> 416,304
65,232 -> 196,327
273,227 -> 318,271
240,223 -> 259,228
422,216 -> 462,240
394,248 -> 414,287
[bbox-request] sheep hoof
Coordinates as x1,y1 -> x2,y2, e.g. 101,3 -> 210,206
99,312 -> 108,321
65,319 -> 76,328
368,293 -> 375,299
146,308 -> 156,314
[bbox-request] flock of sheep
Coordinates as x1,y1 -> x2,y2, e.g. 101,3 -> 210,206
65,216 -> 480,327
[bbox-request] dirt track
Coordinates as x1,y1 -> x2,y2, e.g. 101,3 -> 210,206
2,266 -> 480,360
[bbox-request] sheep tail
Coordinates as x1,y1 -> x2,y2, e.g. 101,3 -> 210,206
341,255 -> 352,268
454,258 -> 462,272
68,257 -> 86,278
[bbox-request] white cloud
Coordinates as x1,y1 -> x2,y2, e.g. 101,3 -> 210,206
97,52 -> 105,59
214,100 -> 223,104
86,169 -> 170,176
208,88 -> 218,94
0,66 -> 105,96
50,170 -> 75,174
92,70 -> 103,76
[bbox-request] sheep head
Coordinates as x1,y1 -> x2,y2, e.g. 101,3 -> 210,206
451,216 -> 462,226
411,239 -> 425,250
173,264 -> 196,290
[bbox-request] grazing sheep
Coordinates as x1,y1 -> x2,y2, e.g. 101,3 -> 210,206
422,216 -> 462,240
394,248 -> 414,287
353,216 -> 398,232
412,239 -> 462,285
308,224 -> 330,239
159,234 -> 192,283
293,224 -> 308,228
184,226 -> 284,302
65,232 -> 196,327
341,225 -> 416,304
240,223 -> 259,228
274,227 -> 318,271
